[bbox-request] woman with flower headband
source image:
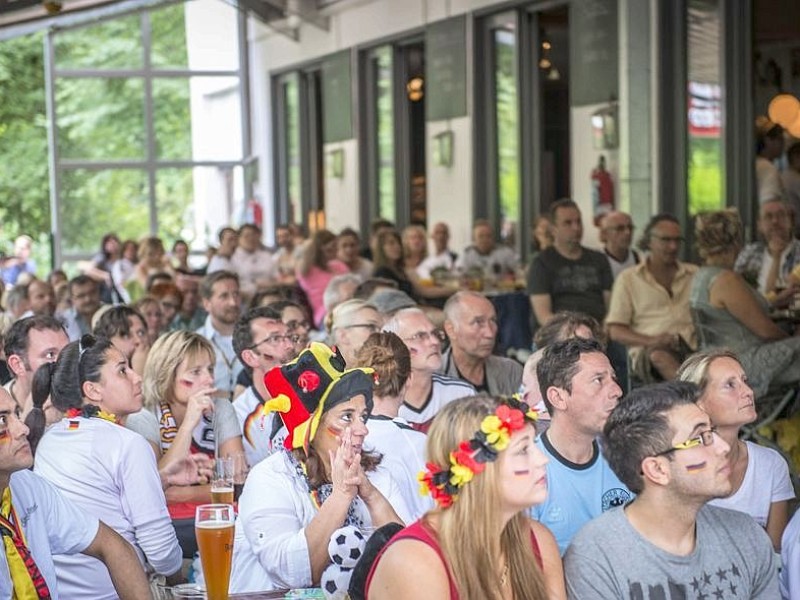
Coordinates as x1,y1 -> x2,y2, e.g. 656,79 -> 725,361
29,334 -> 184,598
229,342 -> 406,593
366,395 -> 566,600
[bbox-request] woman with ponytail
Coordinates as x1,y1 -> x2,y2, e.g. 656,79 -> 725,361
31,334 -> 183,598
366,395 -> 565,600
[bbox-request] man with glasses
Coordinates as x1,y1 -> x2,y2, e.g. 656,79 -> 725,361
533,337 -> 630,555
382,307 -> 474,431
734,198 -> 800,304
232,306 -> 297,466
59,275 -> 103,341
565,381 -> 778,598
598,211 -> 640,279
607,214 -> 697,382
441,291 -> 522,395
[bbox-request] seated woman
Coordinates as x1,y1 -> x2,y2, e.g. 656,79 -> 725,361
93,305 -> 149,375
31,335 -> 183,598
366,395 -> 565,600
296,229 -> 350,329
229,342 -> 405,593
692,209 -> 800,397
678,349 -> 795,550
125,330 -> 245,558
353,331 -> 431,522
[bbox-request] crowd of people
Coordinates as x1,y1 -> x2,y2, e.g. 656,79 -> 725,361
0,205 -> 798,599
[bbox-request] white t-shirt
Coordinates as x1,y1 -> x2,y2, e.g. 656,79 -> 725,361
364,415 -> 433,521
781,508 -> 800,599
233,385 -> 280,467
35,416 -> 182,600
709,441 -> 795,527
231,247 -> 278,297
398,373 -> 475,428
0,470 -> 98,600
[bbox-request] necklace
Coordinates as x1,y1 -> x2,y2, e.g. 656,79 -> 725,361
65,406 -> 119,424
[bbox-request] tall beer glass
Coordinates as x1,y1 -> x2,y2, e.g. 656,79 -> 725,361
195,504 -> 234,600
211,457 -> 234,505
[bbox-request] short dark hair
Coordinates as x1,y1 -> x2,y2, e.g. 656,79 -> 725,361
548,198 -> 580,223
369,219 -> 395,236
638,214 -> 680,252
68,274 -> 97,294
217,227 -> 237,244
536,337 -> 605,412
232,306 -> 284,371
602,381 -> 700,494
93,305 -> 146,340
200,270 -> 239,299
3,315 -> 66,369
239,223 -> 261,236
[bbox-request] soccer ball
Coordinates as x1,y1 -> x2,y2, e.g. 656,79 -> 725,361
328,525 -> 366,569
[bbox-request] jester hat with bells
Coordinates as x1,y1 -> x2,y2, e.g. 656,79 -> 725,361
262,342 -> 375,452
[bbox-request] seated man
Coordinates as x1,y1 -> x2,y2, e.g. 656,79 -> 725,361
58,275 -> 103,341
532,337 -> 630,554
565,381 -> 778,598
456,219 -> 518,278
598,211 -> 640,279
0,388 -> 150,598
231,223 -> 278,302
441,291 -> 522,396
734,198 -> 800,304
23,279 -> 56,318
417,222 -> 458,280
607,214 -> 697,382
382,307 -> 474,431
232,306 -> 297,466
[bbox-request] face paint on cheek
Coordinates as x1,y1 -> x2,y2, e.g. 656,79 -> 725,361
0,431 -> 9,443
325,424 -> 342,438
513,469 -> 530,477
178,379 -> 195,388
685,461 -> 707,473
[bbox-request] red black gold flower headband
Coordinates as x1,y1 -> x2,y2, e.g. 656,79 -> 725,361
418,397 -> 538,508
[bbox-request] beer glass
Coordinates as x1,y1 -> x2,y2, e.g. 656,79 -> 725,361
210,457 -> 234,505
195,504 -> 234,600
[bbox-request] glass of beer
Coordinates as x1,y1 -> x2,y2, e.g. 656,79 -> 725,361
211,457 -> 234,505
195,504 -> 234,600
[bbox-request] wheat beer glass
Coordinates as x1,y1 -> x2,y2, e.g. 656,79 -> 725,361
211,457 -> 234,505
195,504 -> 234,600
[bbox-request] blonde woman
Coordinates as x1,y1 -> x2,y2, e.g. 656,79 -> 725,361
692,209 -> 800,396
366,395 -> 565,600
126,236 -> 174,302
402,225 -> 428,271
678,349 -> 794,550
327,299 -> 382,367
126,330 -> 245,557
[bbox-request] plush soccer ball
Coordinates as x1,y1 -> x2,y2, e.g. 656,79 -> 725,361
321,525 -> 368,599
328,525 -> 366,569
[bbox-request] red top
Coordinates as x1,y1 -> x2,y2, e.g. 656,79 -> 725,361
364,519 -> 542,599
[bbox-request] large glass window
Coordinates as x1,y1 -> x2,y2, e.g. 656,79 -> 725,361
48,0 -> 249,266
686,0 -> 724,213
493,27 -> 521,247
372,46 -> 396,221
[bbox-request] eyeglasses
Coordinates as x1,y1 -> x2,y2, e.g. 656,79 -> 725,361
248,333 -> 297,349
651,235 -> 685,244
403,329 -> 446,344
345,323 -> 381,334
652,427 -> 718,457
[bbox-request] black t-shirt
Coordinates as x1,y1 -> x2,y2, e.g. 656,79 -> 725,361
527,246 -> 613,322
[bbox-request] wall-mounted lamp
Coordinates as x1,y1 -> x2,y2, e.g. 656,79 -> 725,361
433,131 -> 454,167
327,149 -> 345,179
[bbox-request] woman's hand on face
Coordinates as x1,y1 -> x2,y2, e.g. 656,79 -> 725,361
329,427 -> 363,500
184,388 -> 217,426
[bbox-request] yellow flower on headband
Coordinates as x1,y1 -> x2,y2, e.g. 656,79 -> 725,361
449,453 -> 475,487
481,415 -> 511,451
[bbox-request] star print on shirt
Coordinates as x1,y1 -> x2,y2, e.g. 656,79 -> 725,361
716,568 -> 728,582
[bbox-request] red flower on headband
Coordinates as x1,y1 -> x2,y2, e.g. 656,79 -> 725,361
297,370 -> 320,393
452,440 -> 484,474
496,405 -> 525,433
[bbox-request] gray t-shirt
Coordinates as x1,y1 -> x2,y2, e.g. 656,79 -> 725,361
126,398 -> 241,451
564,504 -> 778,599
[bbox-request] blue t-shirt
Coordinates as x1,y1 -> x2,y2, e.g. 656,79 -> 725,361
530,431 -> 632,555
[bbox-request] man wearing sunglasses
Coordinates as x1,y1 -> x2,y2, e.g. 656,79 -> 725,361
565,381 -> 778,598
